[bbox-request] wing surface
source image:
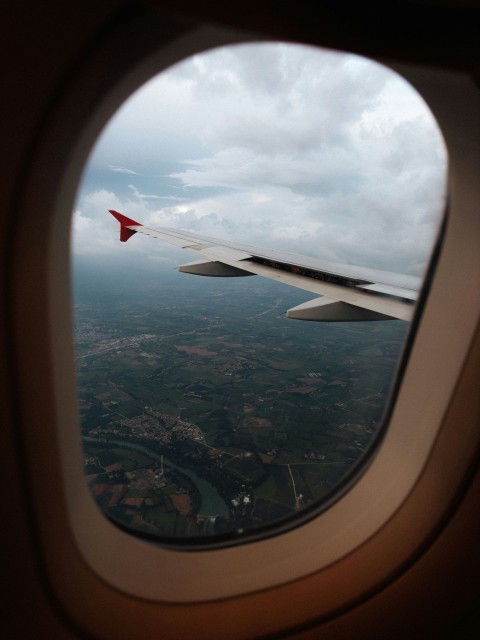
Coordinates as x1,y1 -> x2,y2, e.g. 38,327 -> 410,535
109,210 -> 418,322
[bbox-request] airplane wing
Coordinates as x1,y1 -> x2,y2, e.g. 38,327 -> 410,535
109,210 -> 419,322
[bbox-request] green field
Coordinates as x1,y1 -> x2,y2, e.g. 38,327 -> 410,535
75,274 -> 407,539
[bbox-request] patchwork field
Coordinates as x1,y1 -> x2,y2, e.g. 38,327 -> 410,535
74,273 -> 407,539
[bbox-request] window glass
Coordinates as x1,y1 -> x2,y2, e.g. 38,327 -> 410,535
72,43 -> 446,544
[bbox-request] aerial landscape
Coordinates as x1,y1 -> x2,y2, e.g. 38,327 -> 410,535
74,265 -> 407,541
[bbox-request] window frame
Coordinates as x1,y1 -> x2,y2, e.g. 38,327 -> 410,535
10,18 -> 480,615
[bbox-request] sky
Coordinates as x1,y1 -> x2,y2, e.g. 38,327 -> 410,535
72,42 -> 447,279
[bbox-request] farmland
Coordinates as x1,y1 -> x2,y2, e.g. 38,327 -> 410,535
74,269 -> 407,540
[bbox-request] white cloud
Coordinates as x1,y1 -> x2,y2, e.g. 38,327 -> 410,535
108,164 -> 139,175
127,184 -> 186,201
72,208 -> 92,232
75,42 -> 447,277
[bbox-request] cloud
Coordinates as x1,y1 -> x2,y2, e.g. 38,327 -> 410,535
72,189 -> 189,271
75,42 -> 447,278
108,164 -> 139,175
127,184 -> 187,202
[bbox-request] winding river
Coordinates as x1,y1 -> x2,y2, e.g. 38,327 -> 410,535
84,437 -> 228,516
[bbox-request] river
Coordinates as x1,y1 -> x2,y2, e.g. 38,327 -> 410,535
83,437 -> 228,517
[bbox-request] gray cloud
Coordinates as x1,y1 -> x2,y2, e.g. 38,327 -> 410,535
75,43 -> 447,278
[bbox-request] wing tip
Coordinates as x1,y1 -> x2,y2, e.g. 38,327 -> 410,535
109,209 -> 142,242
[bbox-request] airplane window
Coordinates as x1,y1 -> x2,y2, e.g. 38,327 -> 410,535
72,42 -> 446,546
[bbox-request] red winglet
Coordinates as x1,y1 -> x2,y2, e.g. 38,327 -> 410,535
109,209 -> 142,242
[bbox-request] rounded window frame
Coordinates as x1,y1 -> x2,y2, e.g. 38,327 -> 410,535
12,20 -> 480,606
